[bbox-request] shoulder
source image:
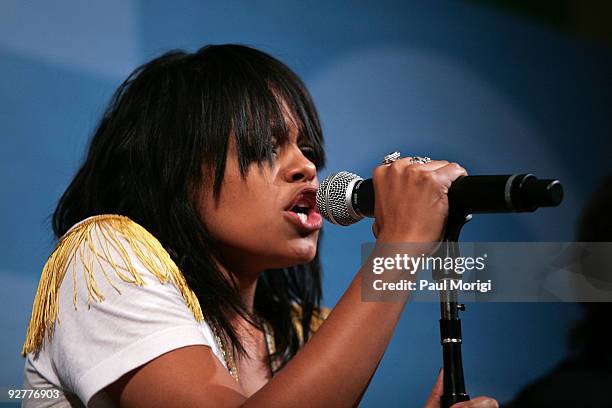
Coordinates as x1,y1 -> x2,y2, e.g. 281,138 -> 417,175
22,214 -> 204,357
21,215 -> 225,406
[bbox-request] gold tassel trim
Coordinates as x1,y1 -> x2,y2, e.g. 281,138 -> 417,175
21,214 -> 203,356
291,303 -> 331,346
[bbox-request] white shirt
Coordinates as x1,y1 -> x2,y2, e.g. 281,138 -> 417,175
22,216 -> 226,407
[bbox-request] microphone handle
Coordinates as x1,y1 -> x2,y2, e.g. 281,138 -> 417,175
448,174 -> 563,213
352,174 -> 563,216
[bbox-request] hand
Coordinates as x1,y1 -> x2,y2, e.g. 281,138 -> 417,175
424,369 -> 498,408
371,158 -> 467,243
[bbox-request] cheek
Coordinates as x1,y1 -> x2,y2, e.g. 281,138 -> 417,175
201,191 -> 279,247
203,205 -> 320,268
205,203 -> 266,240
196,172 -> 320,266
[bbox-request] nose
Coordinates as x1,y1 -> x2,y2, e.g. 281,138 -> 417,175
284,145 -> 317,184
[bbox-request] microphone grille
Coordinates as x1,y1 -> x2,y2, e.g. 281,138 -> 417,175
316,171 -> 364,226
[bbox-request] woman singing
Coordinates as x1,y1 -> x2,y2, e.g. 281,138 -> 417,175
21,44 -> 497,408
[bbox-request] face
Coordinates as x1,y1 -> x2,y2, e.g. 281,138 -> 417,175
196,116 -> 322,276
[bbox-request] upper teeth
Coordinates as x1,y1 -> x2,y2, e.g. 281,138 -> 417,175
297,212 -> 308,223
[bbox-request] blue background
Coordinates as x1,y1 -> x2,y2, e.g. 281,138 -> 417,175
1,0 -> 611,406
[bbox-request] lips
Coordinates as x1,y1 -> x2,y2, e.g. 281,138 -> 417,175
284,186 -> 323,233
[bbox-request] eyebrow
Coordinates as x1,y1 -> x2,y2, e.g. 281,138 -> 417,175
274,126 -> 302,144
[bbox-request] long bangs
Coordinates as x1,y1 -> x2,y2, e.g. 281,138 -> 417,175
191,45 -> 326,198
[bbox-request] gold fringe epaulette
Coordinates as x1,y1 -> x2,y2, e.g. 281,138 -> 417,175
291,303 -> 331,346
21,214 -> 203,356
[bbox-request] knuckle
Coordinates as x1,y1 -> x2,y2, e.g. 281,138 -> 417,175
398,157 -> 414,165
372,165 -> 386,179
419,170 -> 436,182
392,162 -> 405,173
451,162 -> 467,172
389,157 -> 411,171
406,164 -> 420,175
388,163 -> 404,176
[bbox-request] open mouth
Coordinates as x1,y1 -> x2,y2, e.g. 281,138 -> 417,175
290,204 -> 312,224
284,189 -> 323,232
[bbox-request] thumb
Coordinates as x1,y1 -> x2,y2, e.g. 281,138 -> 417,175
372,221 -> 380,238
423,368 -> 444,408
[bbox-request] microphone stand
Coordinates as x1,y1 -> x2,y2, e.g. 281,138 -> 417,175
432,210 -> 472,408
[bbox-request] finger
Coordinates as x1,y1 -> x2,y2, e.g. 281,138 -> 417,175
371,221 -> 379,238
423,368 -> 444,408
412,160 -> 450,171
386,158 -> 449,171
450,396 -> 499,408
433,162 -> 468,185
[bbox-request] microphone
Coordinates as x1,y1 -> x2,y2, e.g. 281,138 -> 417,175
315,172 -> 563,226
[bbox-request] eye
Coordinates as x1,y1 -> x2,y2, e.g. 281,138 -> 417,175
271,139 -> 280,157
300,146 -> 317,162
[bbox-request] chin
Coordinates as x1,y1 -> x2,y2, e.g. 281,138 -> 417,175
293,251 -> 317,265
291,243 -> 318,263
272,240 -> 318,268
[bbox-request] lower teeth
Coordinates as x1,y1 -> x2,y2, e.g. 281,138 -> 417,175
297,212 -> 308,223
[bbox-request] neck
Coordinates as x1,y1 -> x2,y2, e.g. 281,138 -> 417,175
227,270 -> 264,341
233,271 -> 259,315
213,254 -> 263,318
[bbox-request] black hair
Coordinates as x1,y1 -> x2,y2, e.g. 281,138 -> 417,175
52,44 -> 326,370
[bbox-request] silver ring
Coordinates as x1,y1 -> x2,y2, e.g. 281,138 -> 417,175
410,156 -> 432,165
382,151 -> 401,165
